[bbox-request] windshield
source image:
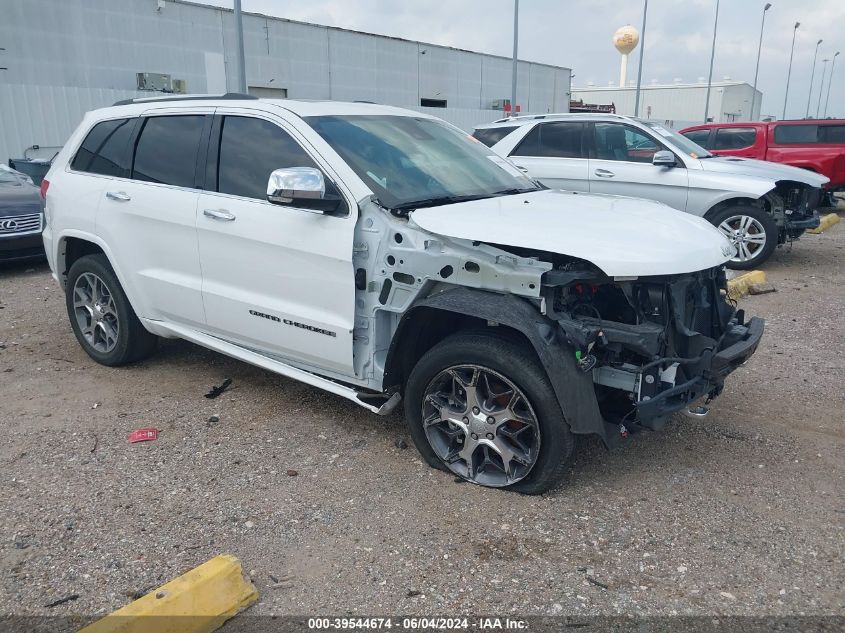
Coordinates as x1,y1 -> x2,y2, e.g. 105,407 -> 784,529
640,120 -> 713,159
305,115 -> 540,210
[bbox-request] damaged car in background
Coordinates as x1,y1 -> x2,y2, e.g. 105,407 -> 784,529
43,97 -> 763,494
474,113 -> 829,269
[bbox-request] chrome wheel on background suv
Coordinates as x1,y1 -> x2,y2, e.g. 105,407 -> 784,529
717,214 -> 767,264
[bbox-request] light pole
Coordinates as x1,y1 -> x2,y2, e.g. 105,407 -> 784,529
634,0 -> 648,117
703,0 -> 720,123
824,51 -> 840,117
234,0 -> 247,93
806,39 -> 823,118
751,3 -> 772,121
816,58 -> 829,118
782,22 -> 800,119
510,0 -> 519,117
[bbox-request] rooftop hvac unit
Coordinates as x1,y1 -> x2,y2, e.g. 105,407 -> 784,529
136,72 -> 172,92
172,79 -> 187,94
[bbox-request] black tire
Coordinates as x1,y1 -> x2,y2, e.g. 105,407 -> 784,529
404,331 -> 575,495
708,204 -> 778,270
65,254 -> 157,366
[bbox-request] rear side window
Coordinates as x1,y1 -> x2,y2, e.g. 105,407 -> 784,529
511,122 -> 585,158
774,124 -> 818,144
713,127 -> 757,150
472,126 -> 517,147
132,115 -> 206,187
818,125 -> 845,143
682,129 -> 712,148
71,118 -> 134,177
215,116 -> 317,200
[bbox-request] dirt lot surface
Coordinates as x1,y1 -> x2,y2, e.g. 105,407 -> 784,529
1,216 -> 843,625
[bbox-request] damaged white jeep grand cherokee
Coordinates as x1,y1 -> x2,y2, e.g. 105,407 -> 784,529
42,95 -> 764,494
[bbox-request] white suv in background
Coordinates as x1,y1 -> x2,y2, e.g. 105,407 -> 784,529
42,95 -> 763,493
474,114 -> 828,269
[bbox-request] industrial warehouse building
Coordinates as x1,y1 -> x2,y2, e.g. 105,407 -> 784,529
572,80 -> 763,129
0,0 -> 572,162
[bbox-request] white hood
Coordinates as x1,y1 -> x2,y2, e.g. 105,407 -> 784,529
700,156 -> 830,187
410,189 -> 735,277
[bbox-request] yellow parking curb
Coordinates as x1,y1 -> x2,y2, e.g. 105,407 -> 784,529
806,213 -> 841,234
79,555 -> 258,633
727,270 -> 766,301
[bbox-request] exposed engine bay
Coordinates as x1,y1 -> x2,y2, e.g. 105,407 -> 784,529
538,258 -> 763,433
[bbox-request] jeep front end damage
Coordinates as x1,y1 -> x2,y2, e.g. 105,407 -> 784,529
542,264 -> 764,434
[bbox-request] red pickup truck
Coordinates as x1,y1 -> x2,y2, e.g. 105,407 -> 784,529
680,120 -> 845,202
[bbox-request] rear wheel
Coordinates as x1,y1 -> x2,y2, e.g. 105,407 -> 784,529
404,332 -> 574,494
66,254 -> 157,366
709,205 -> 777,270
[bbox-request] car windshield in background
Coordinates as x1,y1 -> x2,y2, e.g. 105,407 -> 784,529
641,121 -> 713,159
305,115 -> 539,210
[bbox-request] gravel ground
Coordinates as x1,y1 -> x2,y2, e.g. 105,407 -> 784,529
0,216 -> 843,624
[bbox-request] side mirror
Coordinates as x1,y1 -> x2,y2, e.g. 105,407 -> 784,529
266,167 -> 345,215
652,150 -> 677,167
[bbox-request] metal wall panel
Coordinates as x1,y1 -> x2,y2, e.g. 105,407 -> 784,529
0,84 -> 146,161
1,0 -> 570,161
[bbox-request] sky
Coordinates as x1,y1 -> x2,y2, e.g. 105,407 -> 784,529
194,0 -> 844,119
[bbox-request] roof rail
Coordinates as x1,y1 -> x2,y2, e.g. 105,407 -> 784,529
111,92 -> 258,106
492,114 -> 550,123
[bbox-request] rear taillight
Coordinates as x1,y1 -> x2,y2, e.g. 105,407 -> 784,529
40,179 -> 50,200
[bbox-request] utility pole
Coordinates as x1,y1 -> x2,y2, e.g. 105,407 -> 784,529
751,3 -> 772,121
703,0 -> 720,123
634,0 -> 648,117
510,0 -> 519,117
234,0 -> 247,93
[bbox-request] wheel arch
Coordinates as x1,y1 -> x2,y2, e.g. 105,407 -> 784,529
55,231 -> 142,315
383,287 -> 615,445
703,196 -> 762,222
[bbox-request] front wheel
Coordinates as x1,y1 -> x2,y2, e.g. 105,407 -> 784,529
709,205 -> 777,270
404,332 -> 575,495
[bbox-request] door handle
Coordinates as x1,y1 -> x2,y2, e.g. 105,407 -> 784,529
594,169 -> 615,178
203,208 -> 236,221
106,191 -> 131,201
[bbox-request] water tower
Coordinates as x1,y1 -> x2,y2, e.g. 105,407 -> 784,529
613,25 -> 640,88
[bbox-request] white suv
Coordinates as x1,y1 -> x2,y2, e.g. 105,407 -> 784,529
42,95 -> 763,493
474,114 -> 828,269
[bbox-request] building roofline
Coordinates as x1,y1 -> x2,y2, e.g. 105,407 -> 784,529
173,0 -> 571,73
572,81 -> 756,91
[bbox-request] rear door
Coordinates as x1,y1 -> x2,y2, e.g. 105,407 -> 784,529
196,109 -> 357,376
506,122 -> 590,191
587,122 -> 689,212
95,109 -> 211,327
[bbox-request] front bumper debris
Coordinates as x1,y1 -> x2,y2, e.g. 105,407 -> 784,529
636,316 -> 764,421
785,210 -> 821,231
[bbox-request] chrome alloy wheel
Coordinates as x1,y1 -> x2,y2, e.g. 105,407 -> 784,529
421,365 -> 541,487
72,272 -> 120,353
718,214 -> 767,264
